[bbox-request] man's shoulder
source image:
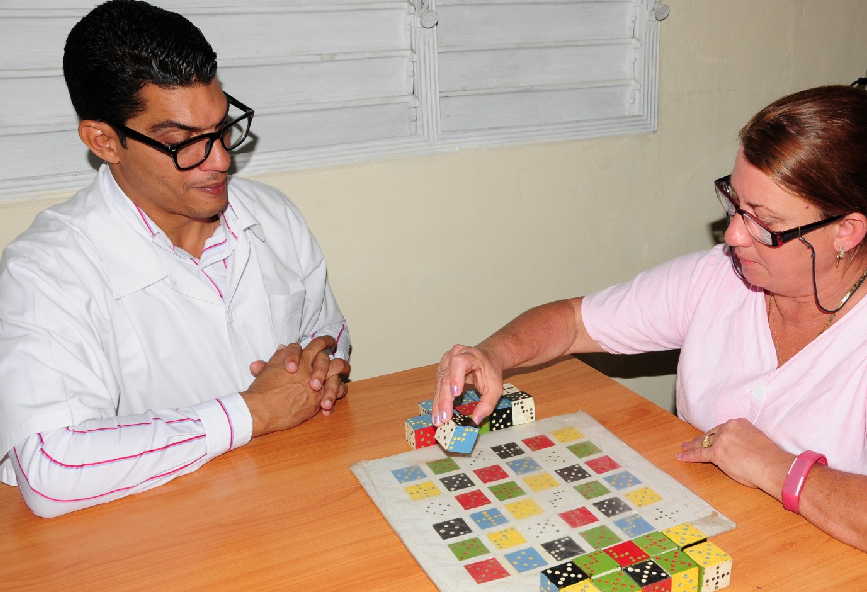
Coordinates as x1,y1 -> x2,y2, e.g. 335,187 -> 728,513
228,177 -> 300,216
228,176 -> 312,237
2,178 -> 107,277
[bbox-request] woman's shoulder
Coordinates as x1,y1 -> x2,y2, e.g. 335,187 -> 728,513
641,244 -> 749,296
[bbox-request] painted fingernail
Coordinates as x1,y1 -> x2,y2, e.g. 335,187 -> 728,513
311,379 -> 322,390
450,384 -> 459,396
322,399 -> 332,409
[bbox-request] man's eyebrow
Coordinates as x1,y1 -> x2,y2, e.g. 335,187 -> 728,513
147,120 -> 204,134
147,103 -> 231,135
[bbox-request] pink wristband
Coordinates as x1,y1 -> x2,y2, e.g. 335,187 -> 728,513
781,450 -> 827,513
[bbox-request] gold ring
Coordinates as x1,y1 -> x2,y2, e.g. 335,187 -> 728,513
701,432 -> 715,448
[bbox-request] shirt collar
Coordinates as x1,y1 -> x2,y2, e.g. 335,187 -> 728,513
87,165 -> 260,298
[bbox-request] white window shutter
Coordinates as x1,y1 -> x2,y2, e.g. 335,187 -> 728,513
0,0 -> 664,200
433,0 -> 662,147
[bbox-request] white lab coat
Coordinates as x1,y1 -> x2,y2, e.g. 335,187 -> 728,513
0,165 -> 350,487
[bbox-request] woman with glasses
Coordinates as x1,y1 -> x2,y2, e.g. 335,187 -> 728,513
432,85 -> 867,550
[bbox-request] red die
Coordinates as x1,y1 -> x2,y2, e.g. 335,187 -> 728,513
603,541 -> 650,567
522,435 -> 556,451
586,455 -> 621,474
465,558 -> 510,584
413,426 -> 436,447
455,489 -> 492,510
558,506 -> 598,528
474,465 -> 509,483
455,402 -> 479,416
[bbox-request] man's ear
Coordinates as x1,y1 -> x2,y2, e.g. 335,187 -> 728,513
78,120 -> 122,164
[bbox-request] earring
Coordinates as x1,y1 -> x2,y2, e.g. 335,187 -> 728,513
836,248 -> 846,267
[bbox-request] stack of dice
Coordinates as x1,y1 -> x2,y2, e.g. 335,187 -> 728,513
538,520 -> 733,592
405,383 -> 536,453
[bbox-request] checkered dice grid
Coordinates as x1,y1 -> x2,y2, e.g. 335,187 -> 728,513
391,401 -> 734,591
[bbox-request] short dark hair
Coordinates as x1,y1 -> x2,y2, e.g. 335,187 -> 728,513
63,0 -> 218,125
740,86 -> 867,221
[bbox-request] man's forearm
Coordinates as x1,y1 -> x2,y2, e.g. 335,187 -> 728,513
10,395 -> 250,518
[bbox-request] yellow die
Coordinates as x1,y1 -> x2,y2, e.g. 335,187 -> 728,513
566,581 -> 602,592
684,541 -> 733,591
624,486 -> 663,507
486,527 -> 526,550
504,498 -> 544,520
524,472 -> 559,492
551,427 -> 584,443
404,481 -> 441,500
670,568 -> 700,592
684,540 -> 732,567
662,522 -> 707,547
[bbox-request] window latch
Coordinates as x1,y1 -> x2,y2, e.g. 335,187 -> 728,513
416,0 -> 438,29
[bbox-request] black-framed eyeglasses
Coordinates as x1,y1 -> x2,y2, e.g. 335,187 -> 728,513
110,92 -> 254,171
714,175 -> 843,247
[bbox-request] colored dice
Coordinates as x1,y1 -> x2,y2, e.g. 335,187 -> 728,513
405,414 -> 436,449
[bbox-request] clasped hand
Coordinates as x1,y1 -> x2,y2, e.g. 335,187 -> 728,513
243,336 -> 350,437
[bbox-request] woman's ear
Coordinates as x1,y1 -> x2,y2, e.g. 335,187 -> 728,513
835,212 -> 867,254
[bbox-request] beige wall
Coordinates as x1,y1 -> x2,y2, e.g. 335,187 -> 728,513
2,0 -> 866,410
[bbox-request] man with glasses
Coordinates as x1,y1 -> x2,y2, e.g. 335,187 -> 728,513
0,0 -> 350,517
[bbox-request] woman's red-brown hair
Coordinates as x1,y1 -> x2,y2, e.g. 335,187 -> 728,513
740,85 -> 867,219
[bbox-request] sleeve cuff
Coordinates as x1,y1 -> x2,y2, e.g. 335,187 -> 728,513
301,321 -> 351,362
193,394 -> 253,458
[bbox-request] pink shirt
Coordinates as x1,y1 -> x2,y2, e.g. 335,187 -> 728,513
582,245 -> 867,475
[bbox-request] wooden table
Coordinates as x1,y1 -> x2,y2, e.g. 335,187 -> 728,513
2,358 -> 864,591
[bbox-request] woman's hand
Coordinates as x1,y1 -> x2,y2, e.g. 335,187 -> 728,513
431,344 -> 504,426
678,417 -> 793,495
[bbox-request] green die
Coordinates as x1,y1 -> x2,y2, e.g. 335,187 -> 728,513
567,441 -> 601,458
633,531 -> 678,557
489,481 -> 526,501
574,481 -> 610,499
427,458 -> 460,475
579,525 -> 621,550
592,569 -> 641,592
478,417 -> 491,434
572,549 -> 620,577
448,537 -> 489,561
655,548 -> 700,575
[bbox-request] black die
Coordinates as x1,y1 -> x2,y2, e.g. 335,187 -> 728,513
452,412 -> 476,427
541,536 -> 586,561
491,442 -> 524,459
432,518 -> 472,540
440,473 -> 474,492
555,464 -> 591,482
624,560 -> 669,586
540,561 -> 589,589
490,407 -> 513,430
593,496 -> 632,517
